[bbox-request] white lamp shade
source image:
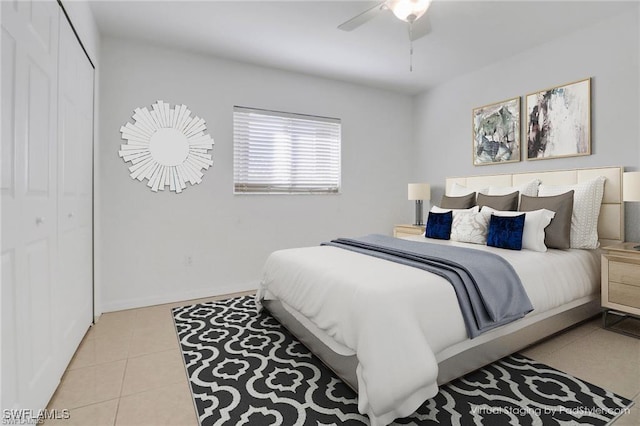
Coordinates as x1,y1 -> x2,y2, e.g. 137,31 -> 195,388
624,172 -> 640,202
408,183 -> 431,201
387,0 -> 432,22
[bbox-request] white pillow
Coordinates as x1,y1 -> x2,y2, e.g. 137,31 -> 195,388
450,210 -> 491,245
488,179 -> 541,197
448,182 -> 488,196
431,205 -> 479,214
538,176 -> 606,249
482,206 -> 555,252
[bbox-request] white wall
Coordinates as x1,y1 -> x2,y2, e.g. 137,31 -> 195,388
412,8 -> 639,237
97,37 -> 414,313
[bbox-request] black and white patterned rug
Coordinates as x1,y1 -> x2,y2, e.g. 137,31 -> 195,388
173,295 -> 633,425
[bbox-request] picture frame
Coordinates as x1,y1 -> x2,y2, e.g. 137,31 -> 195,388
526,78 -> 591,160
472,97 -> 521,166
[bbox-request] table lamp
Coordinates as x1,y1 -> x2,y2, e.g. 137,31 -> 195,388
408,183 -> 431,226
623,172 -> 640,249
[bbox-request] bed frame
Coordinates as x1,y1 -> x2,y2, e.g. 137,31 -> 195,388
264,166 -> 624,392
445,166 -> 624,247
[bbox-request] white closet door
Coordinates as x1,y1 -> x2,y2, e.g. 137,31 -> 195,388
55,7 -> 94,372
1,0 -> 94,412
1,0 -> 61,411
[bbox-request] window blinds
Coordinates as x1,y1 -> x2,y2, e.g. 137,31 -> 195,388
233,106 -> 341,194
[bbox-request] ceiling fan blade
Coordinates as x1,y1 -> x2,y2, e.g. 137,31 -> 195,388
410,15 -> 432,41
338,2 -> 386,31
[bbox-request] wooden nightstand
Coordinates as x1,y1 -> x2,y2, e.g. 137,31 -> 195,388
393,224 -> 426,238
601,242 -> 640,338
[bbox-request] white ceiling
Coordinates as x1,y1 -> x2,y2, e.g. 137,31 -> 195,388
89,1 -> 636,94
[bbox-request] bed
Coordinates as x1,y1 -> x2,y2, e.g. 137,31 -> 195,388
256,166 -> 624,426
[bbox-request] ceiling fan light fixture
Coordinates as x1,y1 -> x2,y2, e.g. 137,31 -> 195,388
387,0 -> 432,23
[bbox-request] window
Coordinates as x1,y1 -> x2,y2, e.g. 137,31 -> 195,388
233,106 -> 341,194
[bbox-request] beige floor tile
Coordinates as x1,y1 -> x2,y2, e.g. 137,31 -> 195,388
49,360 -> 126,409
116,382 -> 197,426
44,399 -> 119,426
68,333 -> 131,370
521,319 -> 600,359
87,309 -> 137,340
128,324 -> 179,358
121,349 -> 187,396
541,328 -> 640,399
613,402 -> 639,425
133,305 -> 176,331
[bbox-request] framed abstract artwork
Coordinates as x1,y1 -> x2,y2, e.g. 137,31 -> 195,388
472,97 -> 520,166
526,78 -> 591,160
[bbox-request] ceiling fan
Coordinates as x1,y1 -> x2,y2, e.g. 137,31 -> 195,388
338,0 -> 433,42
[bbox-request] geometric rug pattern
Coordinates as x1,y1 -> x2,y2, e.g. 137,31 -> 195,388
173,295 -> 633,425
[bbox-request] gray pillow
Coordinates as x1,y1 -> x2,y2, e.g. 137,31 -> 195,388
440,193 -> 476,209
477,191 -> 519,211
519,191 -> 574,249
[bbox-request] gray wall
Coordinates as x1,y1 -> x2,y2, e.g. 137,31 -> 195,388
412,8 -> 640,239
97,37 -> 414,312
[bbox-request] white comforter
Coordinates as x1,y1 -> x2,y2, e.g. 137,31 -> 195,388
256,238 -> 600,425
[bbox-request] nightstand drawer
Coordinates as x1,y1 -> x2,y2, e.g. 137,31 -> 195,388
393,225 -> 425,238
609,282 -> 640,309
609,260 -> 640,287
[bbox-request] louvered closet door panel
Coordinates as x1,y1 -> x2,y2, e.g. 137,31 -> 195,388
1,0 -> 60,412
55,12 -> 94,371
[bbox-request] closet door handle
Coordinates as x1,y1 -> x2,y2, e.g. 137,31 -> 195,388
35,217 -> 45,225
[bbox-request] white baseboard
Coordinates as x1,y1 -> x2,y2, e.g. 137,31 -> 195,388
98,281 -> 259,314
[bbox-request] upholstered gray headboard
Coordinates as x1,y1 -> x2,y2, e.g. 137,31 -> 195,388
445,166 -> 624,246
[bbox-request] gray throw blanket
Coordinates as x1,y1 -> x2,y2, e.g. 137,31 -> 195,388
322,234 -> 533,338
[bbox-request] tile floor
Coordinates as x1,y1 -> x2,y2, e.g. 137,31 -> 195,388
46,293 -> 640,425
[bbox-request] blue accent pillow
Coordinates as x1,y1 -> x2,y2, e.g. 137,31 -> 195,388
487,214 -> 525,250
425,211 -> 453,240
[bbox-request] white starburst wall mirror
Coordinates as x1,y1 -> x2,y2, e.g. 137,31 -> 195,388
119,100 -> 214,193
